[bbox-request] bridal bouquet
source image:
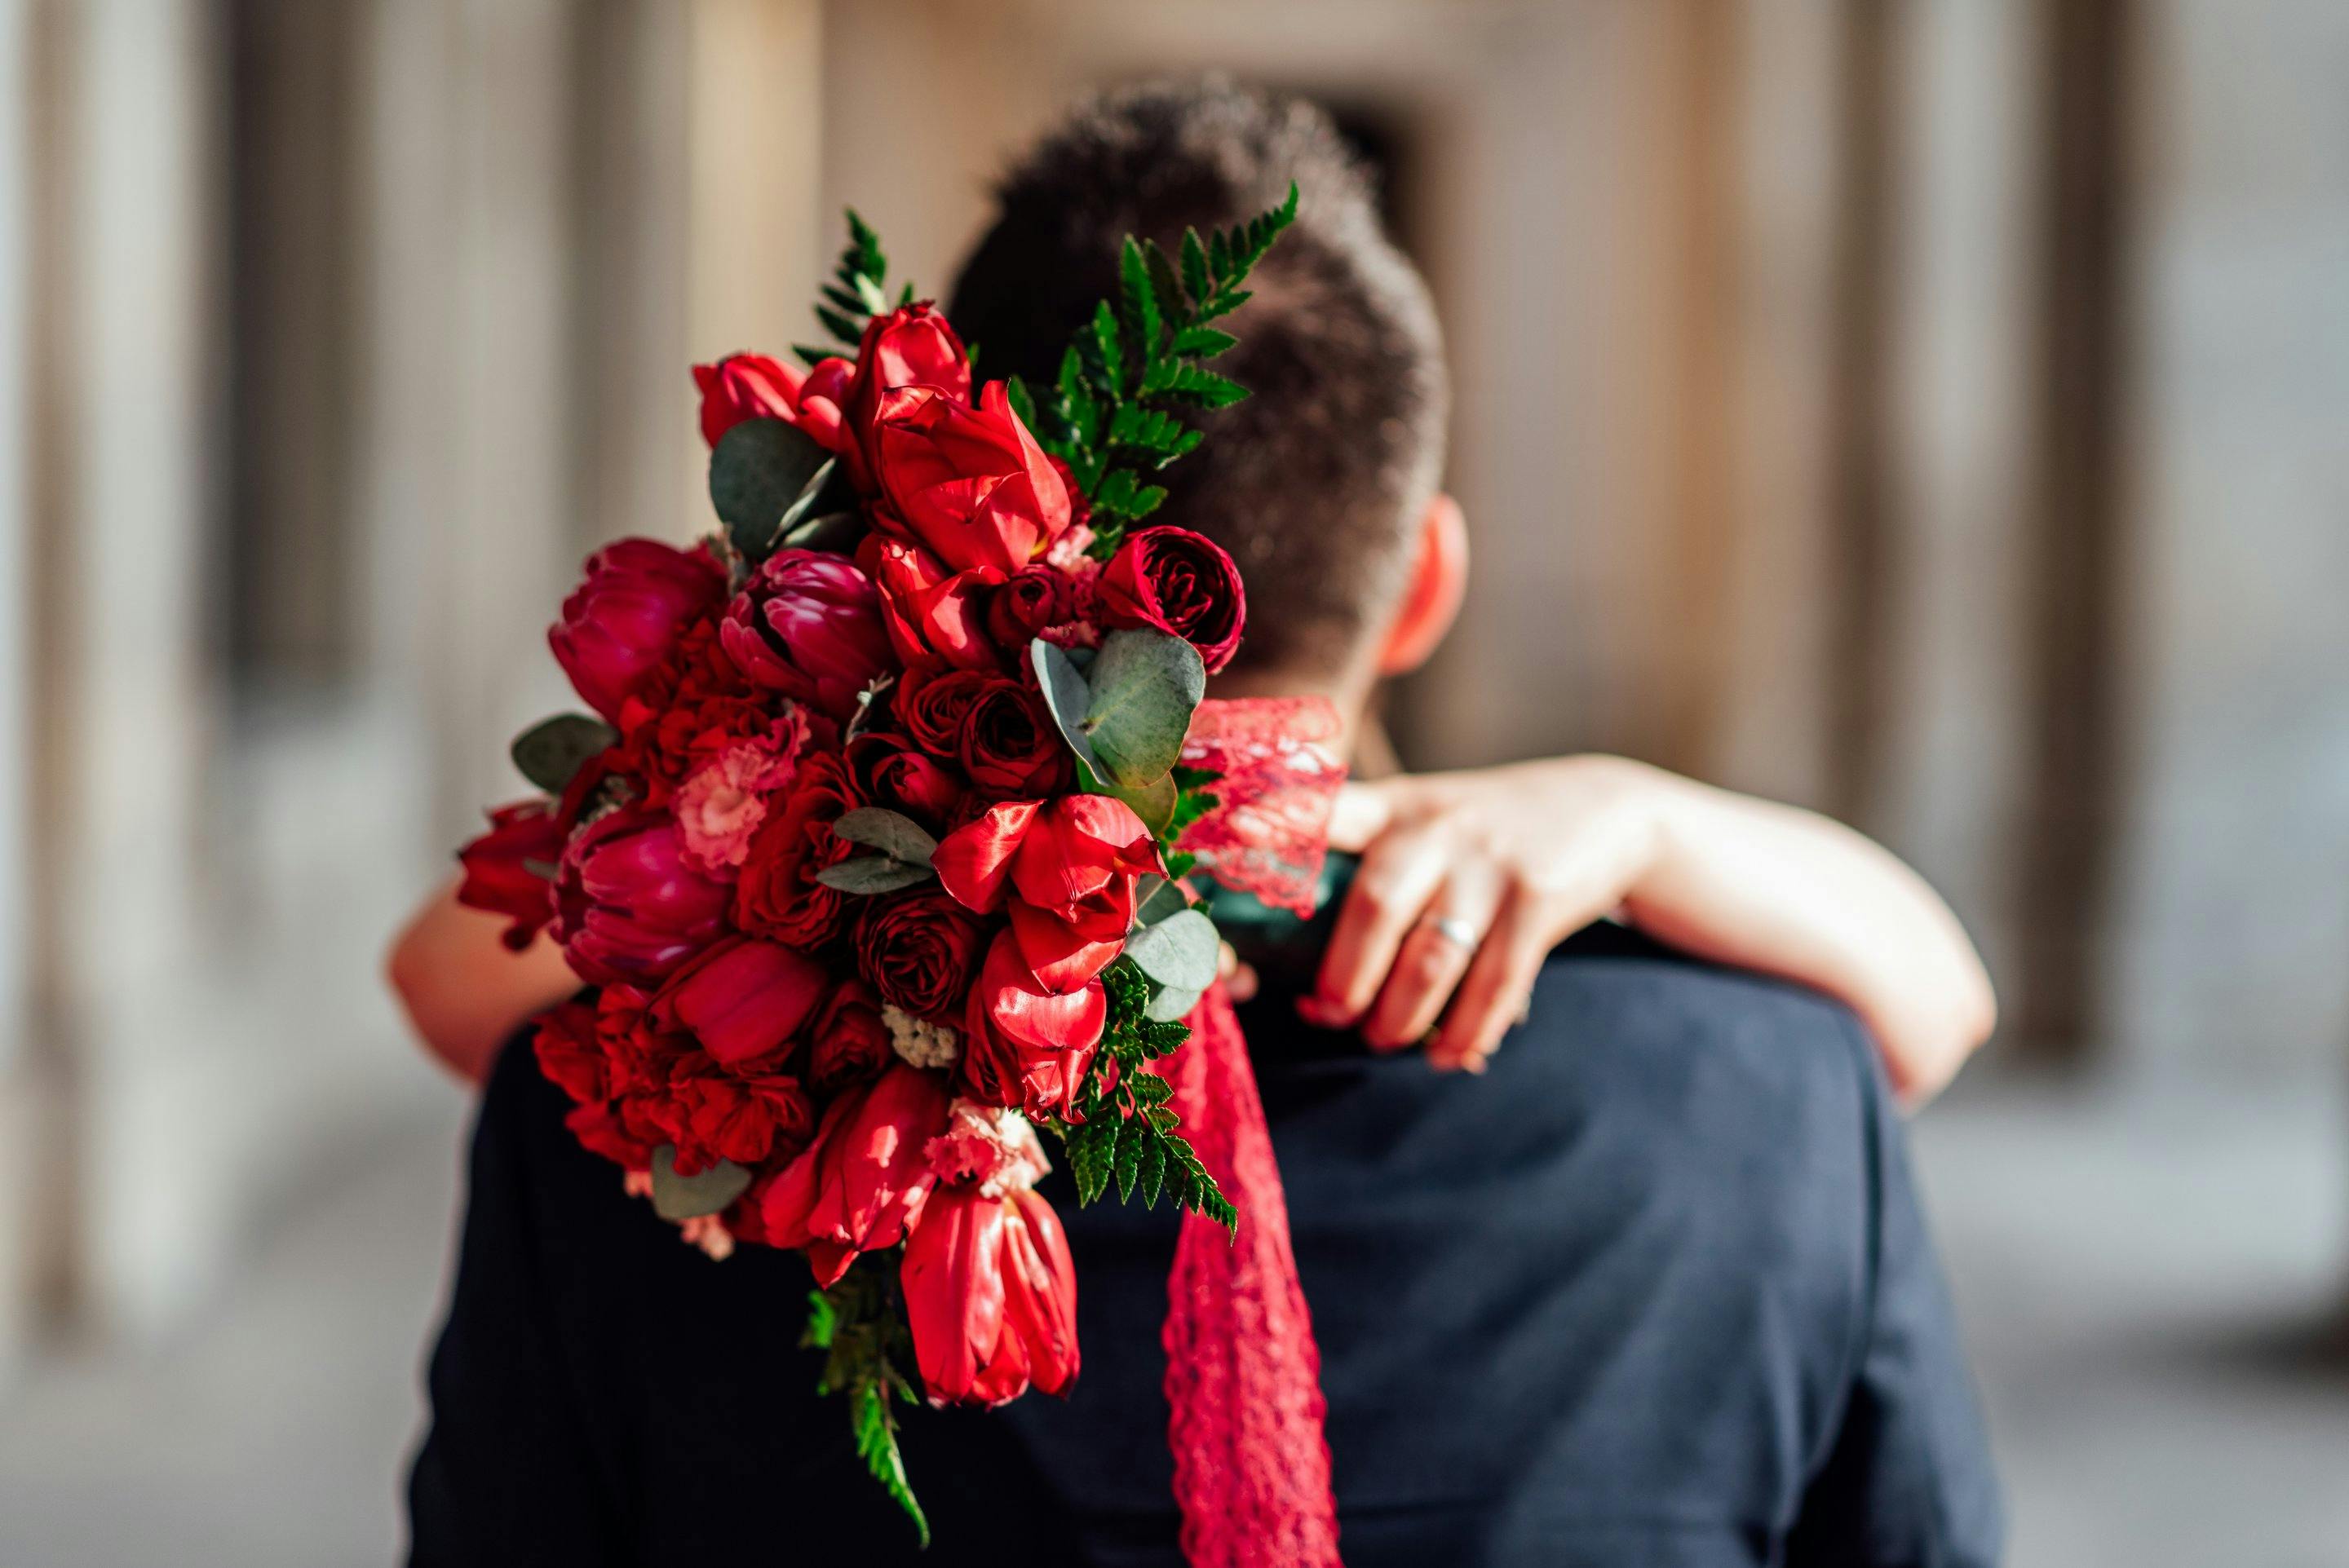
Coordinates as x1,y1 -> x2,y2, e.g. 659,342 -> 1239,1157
456,190 -> 1345,1554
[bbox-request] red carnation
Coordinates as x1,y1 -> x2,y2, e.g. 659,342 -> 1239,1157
871,382 -> 1073,575
1096,525 -> 1246,674
548,538 -> 728,723
854,890 -> 986,1024
531,998 -> 607,1105
692,351 -> 854,457
665,1068 -> 816,1172
455,800 -> 564,951
733,752 -> 860,950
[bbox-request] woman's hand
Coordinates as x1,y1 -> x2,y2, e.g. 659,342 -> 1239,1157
1305,755 -> 1997,1104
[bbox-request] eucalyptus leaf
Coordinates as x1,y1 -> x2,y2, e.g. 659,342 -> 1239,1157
831,807 -> 938,867
1144,983 -> 1204,1023
1134,874 -> 1191,928
1031,637 -> 1102,775
1121,907 -> 1221,991
710,417 -> 832,560
816,855 -> 936,895
1075,752 -> 1177,837
511,713 -> 617,793
1080,629 -> 1205,788
776,509 -> 864,554
650,1146 -> 752,1221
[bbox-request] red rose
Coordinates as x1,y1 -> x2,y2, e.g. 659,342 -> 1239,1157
983,565 -> 1073,648
902,1184 -> 1079,1406
843,733 -> 964,828
842,304 -> 972,490
760,1063 -> 953,1286
806,979 -> 892,1096
553,807 -> 732,986
872,382 -> 1073,574
719,548 -> 893,723
894,668 -> 990,757
861,536 -> 1002,672
548,538 -> 728,723
692,351 -> 853,457
607,620 -> 790,805
456,800 -> 564,950
958,678 -> 1068,798
960,929 -> 1104,1119
531,998 -> 607,1105
853,890 -> 986,1024
732,752 -> 860,950
648,935 -> 829,1069
1096,526 -> 1246,674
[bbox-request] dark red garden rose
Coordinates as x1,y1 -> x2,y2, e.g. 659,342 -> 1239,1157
719,548 -> 893,722
805,979 -> 891,1096
692,351 -> 853,457
552,807 -> 732,986
853,890 -> 986,1024
842,733 -> 964,828
894,667 -> 992,757
960,928 -> 1104,1119
983,564 -> 1073,648
548,538 -> 729,722
732,751 -> 860,949
871,382 -> 1073,574
456,800 -> 564,950
902,1183 -> 1079,1407
861,536 -> 1002,672
842,303 -> 972,490
1096,525 -> 1246,674
530,998 -> 607,1105
958,678 -> 1068,798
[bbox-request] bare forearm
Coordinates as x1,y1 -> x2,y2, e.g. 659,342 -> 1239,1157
387,879 -> 580,1085
1623,768 -> 1997,1103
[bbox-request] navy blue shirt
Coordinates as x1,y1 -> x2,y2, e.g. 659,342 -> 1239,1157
409,924 -> 2002,1566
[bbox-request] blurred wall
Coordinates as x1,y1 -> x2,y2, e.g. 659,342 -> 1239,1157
0,0 -> 2343,1354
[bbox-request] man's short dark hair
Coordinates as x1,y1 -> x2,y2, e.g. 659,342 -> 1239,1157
947,77 -> 1449,678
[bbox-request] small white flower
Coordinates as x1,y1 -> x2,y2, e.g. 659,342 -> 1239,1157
884,1004 -> 961,1070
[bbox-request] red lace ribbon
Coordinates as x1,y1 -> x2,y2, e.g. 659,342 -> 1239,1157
1155,697 -> 1346,1568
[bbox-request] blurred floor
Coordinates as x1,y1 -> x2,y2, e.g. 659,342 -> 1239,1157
0,1072 -> 2343,1568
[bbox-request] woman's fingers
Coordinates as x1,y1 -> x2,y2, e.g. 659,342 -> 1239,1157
1325,779 -> 1399,855
1427,884 -> 1554,1071
1303,822 -> 1449,1027
1360,866 -> 1504,1050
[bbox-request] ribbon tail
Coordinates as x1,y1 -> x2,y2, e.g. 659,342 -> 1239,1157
1160,983 -> 1343,1568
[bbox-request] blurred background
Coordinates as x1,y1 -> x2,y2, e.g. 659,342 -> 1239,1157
0,0 -> 2343,1562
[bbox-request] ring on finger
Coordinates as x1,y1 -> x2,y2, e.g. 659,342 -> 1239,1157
1422,913 -> 1481,951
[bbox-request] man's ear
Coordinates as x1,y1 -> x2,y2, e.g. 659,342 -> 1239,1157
1375,492 -> 1468,676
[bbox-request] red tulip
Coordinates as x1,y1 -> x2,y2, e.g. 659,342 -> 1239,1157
552,806 -> 732,986
960,930 -> 1103,1120
455,799 -> 564,950
719,548 -> 894,722
548,538 -> 728,723
860,536 -> 1002,673
933,796 -> 1161,992
903,1184 -> 1078,1407
842,304 -> 972,491
871,382 -> 1072,575
648,935 -> 829,1069
692,351 -> 852,455
759,1064 -> 952,1286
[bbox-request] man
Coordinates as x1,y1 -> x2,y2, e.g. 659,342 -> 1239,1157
408,78 -> 2001,1567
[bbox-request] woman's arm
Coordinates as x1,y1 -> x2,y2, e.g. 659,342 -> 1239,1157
387,878 -> 579,1084
1308,755 -> 1996,1105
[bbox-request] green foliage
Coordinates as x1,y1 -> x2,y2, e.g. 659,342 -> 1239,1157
511,713 -> 617,794
648,1146 -> 751,1221
799,209 -> 902,364
802,1256 -> 929,1547
1031,633 -> 1205,832
1031,184 -> 1301,552
709,418 -> 835,560
1053,959 -> 1236,1230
